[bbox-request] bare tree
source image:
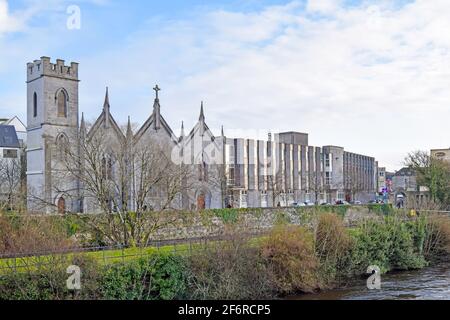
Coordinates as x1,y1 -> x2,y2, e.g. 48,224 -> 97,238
202,161 -> 229,208
346,175 -> 365,203
309,171 -> 324,205
266,173 -> 285,207
31,122 -> 195,246
0,153 -> 26,212
405,150 -> 450,208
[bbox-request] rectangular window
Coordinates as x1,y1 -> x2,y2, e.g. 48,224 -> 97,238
325,172 -> 331,185
3,149 -> 18,158
228,165 -> 235,186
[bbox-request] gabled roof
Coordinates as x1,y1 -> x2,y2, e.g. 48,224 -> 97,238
0,125 -> 20,148
134,112 -> 178,145
180,102 -> 223,151
87,88 -> 126,142
3,116 -> 26,132
394,167 -> 416,177
88,109 -> 125,142
4,116 -> 27,131
182,118 -> 221,150
134,97 -> 179,145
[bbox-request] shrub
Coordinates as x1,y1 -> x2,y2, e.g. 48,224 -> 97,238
349,219 -> 395,274
348,216 -> 427,274
422,214 -> 450,259
0,215 -> 75,256
367,204 -> 394,215
314,214 -> 352,287
388,218 -> 427,270
0,270 -> 67,300
261,225 -> 319,294
100,253 -> 187,300
0,255 -> 100,300
212,209 -> 240,224
187,234 -> 275,300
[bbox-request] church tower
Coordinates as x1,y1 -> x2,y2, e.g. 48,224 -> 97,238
26,57 -> 80,213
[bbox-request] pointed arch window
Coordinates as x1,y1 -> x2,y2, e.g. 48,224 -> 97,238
56,134 -> 69,161
102,156 -> 113,180
198,153 -> 209,182
57,89 -> 68,118
57,197 -> 66,215
33,92 -> 38,118
202,161 -> 209,182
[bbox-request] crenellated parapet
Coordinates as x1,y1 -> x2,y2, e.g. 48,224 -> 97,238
27,56 -> 79,83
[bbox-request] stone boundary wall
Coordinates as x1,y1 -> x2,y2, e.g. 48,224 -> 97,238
152,205 -> 391,240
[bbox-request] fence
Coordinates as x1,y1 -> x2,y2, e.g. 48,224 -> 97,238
2,210 -> 449,275
0,231 -> 268,275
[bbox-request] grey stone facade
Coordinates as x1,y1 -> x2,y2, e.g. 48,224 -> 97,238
26,57 -> 79,213
26,57 -> 379,213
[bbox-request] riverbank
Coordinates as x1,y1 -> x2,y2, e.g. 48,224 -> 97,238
289,260 -> 450,300
0,212 -> 449,300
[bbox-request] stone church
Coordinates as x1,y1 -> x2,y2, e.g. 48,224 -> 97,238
26,57 -> 379,214
26,57 -> 225,214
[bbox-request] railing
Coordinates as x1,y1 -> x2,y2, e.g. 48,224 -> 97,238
2,210 -> 449,274
0,231 -> 268,274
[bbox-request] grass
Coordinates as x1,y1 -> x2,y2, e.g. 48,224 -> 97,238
0,242 -> 195,274
0,234 -> 269,275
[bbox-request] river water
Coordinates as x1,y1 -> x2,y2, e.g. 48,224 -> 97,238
290,262 -> 450,300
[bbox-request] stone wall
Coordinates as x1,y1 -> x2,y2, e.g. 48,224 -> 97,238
152,205 -> 389,240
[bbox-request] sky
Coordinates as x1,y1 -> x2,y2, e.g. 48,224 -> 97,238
0,0 -> 449,171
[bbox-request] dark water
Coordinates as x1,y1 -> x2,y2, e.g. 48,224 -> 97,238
290,262 -> 450,300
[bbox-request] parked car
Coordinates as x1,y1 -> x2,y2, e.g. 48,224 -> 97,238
335,200 -> 350,205
292,202 -> 306,207
304,201 -> 315,206
352,200 -> 362,205
320,201 -> 331,206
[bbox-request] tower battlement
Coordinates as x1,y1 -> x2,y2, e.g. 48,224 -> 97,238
27,56 -> 79,83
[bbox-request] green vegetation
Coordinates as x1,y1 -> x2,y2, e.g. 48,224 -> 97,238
1,212 -> 449,300
0,243 -> 191,272
405,150 -> 450,208
367,203 -> 395,215
348,217 -> 427,274
209,208 -> 240,224
101,253 -> 187,300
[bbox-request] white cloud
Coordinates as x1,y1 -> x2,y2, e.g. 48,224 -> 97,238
2,0 -> 450,171
74,1 -> 450,170
306,0 -> 342,14
0,0 -> 110,36
0,0 -> 23,34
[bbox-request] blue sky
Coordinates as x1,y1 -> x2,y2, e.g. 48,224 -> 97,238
0,0 -> 448,171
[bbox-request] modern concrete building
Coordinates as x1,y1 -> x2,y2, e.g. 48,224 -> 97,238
431,148 -> 450,162
342,150 -> 377,203
224,134 -> 377,208
25,57 -> 379,213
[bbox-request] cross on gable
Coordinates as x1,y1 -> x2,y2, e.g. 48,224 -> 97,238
153,85 -> 161,100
